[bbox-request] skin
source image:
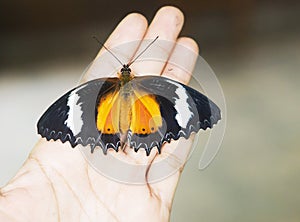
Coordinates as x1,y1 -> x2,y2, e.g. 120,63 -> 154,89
0,6 -> 199,222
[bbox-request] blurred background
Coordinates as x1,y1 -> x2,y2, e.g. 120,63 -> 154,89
1,0 -> 300,221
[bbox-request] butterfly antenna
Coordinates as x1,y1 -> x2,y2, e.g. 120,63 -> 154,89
128,36 -> 159,66
92,36 -> 124,66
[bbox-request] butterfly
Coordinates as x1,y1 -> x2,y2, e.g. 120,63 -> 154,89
37,39 -> 221,156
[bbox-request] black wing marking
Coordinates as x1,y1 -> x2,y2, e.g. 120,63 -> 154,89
37,78 -> 120,152
129,76 -> 221,155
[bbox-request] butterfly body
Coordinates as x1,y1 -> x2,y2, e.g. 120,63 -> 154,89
38,64 -> 221,156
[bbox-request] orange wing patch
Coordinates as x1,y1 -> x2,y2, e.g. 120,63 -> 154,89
130,93 -> 162,134
96,91 -> 120,134
97,90 -> 162,135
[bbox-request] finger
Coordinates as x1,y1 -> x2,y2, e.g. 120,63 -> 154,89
150,38 -> 199,188
131,6 -> 184,76
162,37 -> 199,84
158,37 -> 198,160
144,6 -> 184,41
82,13 -> 148,82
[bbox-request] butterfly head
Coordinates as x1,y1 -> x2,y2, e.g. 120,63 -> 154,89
121,64 -> 131,74
120,64 -> 133,83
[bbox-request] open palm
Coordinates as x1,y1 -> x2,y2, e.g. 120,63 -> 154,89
0,6 -> 199,222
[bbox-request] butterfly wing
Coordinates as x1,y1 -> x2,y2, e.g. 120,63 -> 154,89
37,78 -> 121,152
129,76 -> 221,155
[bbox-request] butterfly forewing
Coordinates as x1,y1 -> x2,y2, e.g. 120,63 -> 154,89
37,78 -> 120,151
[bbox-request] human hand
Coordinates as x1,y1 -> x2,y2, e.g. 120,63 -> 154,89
0,6 -> 198,222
